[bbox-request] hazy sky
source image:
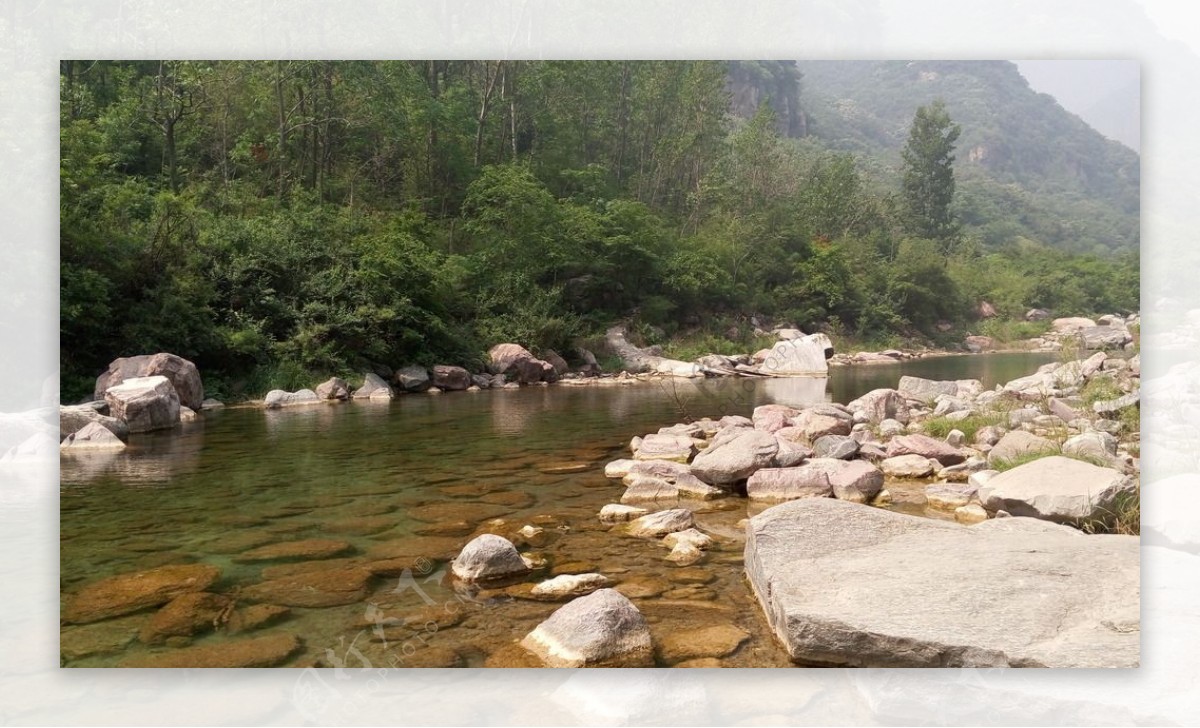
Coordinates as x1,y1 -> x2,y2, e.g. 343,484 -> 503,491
1015,60 -> 1140,152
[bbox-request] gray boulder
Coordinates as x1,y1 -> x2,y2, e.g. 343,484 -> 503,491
634,434 -> 696,463
744,498 -> 1138,667
105,376 -> 180,433
898,376 -> 958,402
758,334 -> 832,375
432,365 -> 472,391
627,509 -> 694,538
520,588 -> 653,667
988,431 -> 1057,467
885,434 -> 965,466
690,428 -> 779,485
315,377 -> 350,400
846,388 -> 909,424
60,404 -> 129,442
541,350 -> 570,376
812,435 -> 859,460
976,456 -> 1137,525
352,373 -> 393,400
1062,431 -> 1119,467
263,389 -> 321,409
746,467 -> 832,501
487,343 -> 536,375
1093,391 -> 1139,416
451,534 -> 531,583
395,365 -> 431,392
94,353 -> 204,411
60,421 -> 126,450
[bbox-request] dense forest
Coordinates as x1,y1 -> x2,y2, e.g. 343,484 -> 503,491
60,60 -> 1139,402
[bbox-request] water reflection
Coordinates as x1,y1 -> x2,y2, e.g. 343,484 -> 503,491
758,377 -> 830,408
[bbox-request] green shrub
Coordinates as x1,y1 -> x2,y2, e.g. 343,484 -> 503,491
920,412 -> 1005,441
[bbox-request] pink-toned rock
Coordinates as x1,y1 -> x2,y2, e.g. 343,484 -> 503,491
752,405 -> 799,433
94,352 -> 204,410
885,433 -> 965,465
790,410 -> 851,442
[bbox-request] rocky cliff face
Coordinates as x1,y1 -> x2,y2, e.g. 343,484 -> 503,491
726,61 -> 807,138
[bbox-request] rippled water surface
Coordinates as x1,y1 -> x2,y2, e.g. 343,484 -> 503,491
60,352 -> 1056,667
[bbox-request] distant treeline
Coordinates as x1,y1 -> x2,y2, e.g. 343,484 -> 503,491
60,61 -> 1138,401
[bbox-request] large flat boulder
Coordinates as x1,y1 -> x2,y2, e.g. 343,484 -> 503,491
744,499 -> 1138,667
94,352 -> 204,410
976,455 -> 1137,525
263,389 -> 321,409
103,376 -> 181,433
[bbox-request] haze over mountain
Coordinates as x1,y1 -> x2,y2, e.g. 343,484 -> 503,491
787,60 -> 1139,256
1015,60 -> 1140,152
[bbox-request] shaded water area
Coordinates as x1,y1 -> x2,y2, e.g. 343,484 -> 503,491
61,352 -> 1057,667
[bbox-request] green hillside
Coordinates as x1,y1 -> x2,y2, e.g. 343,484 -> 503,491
796,60 -> 1140,255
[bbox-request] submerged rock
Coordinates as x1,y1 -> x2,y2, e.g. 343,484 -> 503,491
139,592 -> 231,644
519,588 -> 653,667
450,534 -> 532,583
656,624 -> 750,664
63,564 -> 221,624
744,499 -> 1138,667
241,568 -> 374,608
120,632 -> 302,668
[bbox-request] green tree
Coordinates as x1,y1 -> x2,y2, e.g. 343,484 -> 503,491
900,99 -> 961,252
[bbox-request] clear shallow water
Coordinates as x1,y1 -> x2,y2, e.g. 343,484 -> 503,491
60,352 -> 1056,668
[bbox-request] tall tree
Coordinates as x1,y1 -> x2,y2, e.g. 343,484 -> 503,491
900,99 -> 961,251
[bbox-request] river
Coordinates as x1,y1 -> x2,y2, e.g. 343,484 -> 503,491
60,352 -> 1057,667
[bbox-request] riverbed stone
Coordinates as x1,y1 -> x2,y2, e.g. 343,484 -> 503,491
604,459 -> 637,478
813,434 -> 859,460
925,483 -> 977,510
987,431 -> 1057,467
885,433 -> 965,465
104,375 -> 181,433
690,428 -> 778,485
120,632 -> 303,668
621,474 -> 725,503
451,534 -> 532,583
60,421 -> 127,450
634,433 -> 697,463
226,604 -> 291,634
897,375 -> 958,402
95,352 -> 204,411
233,539 -> 354,563
663,528 -> 714,551
744,498 -> 1138,667
627,508 -> 694,538
60,615 -> 144,661
139,592 -> 231,644
773,437 -> 813,467
599,504 -> 649,523
656,624 -> 750,664
519,588 -> 653,667
63,564 -> 222,624
847,388 -> 910,424
751,404 -> 799,433
242,568 -> 374,608
881,454 -> 937,478
955,504 -> 990,524
745,467 -> 832,501
531,573 -> 611,600
976,456 -> 1137,525
789,410 -> 851,442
